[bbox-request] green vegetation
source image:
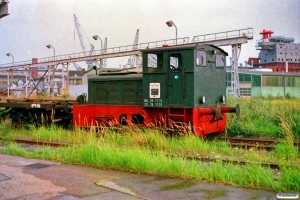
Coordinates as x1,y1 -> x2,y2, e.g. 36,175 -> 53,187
226,97 -> 300,139
0,97 -> 299,192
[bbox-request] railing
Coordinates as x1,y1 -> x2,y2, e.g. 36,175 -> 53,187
192,27 -> 253,43
0,28 -> 253,70
0,37 -> 190,70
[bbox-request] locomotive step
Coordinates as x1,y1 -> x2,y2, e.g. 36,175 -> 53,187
168,114 -> 184,116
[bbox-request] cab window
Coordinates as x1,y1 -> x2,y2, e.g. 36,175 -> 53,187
216,54 -> 225,67
148,54 -> 157,68
196,50 -> 206,66
169,53 -> 182,71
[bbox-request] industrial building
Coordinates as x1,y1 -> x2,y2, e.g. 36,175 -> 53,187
254,29 -> 300,72
226,71 -> 300,98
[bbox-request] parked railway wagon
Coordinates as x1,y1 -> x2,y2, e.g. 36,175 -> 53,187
72,44 -> 240,138
0,99 -> 76,127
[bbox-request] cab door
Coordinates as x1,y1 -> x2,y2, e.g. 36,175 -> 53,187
168,52 -> 184,106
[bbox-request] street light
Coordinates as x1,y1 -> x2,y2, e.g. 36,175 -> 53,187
92,35 -> 104,72
92,35 -> 103,52
166,20 -> 177,45
46,44 -> 55,60
6,53 -> 14,97
6,53 -> 14,65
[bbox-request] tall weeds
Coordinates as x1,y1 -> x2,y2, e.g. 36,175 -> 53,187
226,97 -> 300,139
275,116 -> 298,161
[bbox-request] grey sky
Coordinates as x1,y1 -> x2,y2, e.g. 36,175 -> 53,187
1,0 -> 299,69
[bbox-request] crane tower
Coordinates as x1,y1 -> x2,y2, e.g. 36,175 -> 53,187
74,14 -> 95,70
127,29 -> 139,68
0,0 -> 9,19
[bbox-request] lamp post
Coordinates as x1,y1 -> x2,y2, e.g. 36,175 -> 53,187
92,35 -> 104,72
6,53 -> 14,65
6,53 -> 14,97
92,35 -> 103,52
166,20 -> 177,45
46,44 -> 55,97
46,44 -> 55,60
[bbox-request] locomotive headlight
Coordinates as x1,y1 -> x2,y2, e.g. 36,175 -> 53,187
199,95 -> 206,104
220,95 -> 226,102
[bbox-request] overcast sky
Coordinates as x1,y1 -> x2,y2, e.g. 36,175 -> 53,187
0,0 -> 299,69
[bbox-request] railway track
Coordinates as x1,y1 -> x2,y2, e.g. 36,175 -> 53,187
3,136 -> 299,150
0,137 -> 70,147
1,136 -> 299,170
218,136 -> 300,151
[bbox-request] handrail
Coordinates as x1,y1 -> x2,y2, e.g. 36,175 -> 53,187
0,37 -> 189,70
192,27 -> 253,42
0,28 -> 253,71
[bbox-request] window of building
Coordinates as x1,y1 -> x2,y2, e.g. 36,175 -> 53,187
240,88 -> 251,97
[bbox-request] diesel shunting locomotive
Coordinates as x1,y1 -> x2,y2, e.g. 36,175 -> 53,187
72,44 -> 240,138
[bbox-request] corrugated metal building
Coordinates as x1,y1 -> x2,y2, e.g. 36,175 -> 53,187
226,71 -> 300,97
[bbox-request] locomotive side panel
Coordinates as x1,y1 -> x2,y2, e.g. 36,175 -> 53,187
193,46 -> 227,107
143,48 -> 196,108
142,52 -> 168,108
88,74 -> 143,105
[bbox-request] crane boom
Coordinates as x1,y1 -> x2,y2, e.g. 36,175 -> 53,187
127,29 -> 139,67
74,14 -> 95,69
74,14 -> 87,53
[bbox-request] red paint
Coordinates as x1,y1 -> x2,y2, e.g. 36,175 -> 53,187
72,104 -> 231,137
260,29 -> 274,40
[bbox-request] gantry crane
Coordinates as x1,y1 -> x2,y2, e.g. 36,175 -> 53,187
0,0 -> 9,19
74,14 -> 94,70
126,29 -> 139,68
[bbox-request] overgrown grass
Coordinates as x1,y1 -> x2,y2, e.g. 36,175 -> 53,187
0,97 -> 300,192
226,97 -> 300,139
2,142 -> 299,192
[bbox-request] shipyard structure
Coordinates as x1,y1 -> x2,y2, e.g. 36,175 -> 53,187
254,29 -> 300,72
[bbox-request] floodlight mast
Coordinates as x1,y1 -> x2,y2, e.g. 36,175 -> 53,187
6,52 -> 14,97
46,44 -> 55,60
166,20 -> 177,45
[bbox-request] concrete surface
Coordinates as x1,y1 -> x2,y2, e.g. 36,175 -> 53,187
0,153 -> 278,200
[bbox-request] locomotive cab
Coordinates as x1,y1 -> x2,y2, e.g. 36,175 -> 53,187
141,44 -> 239,137
142,44 -> 228,108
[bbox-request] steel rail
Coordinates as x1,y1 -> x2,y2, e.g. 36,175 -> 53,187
0,137 -> 70,147
219,136 -> 300,147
